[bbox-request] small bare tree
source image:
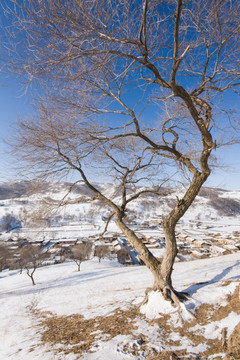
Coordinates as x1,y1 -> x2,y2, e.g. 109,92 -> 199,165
94,245 -> 111,263
70,242 -> 92,271
15,249 -> 26,274
117,248 -> 130,265
1,214 -> 21,232
1,0 -> 240,308
0,243 -> 11,271
19,244 -> 49,285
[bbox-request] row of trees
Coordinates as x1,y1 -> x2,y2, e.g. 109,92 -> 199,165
70,242 -> 111,271
0,243 -> 49,285
1,0 -> 239,306
18,245 -> 48,285
0,241 -> 113,285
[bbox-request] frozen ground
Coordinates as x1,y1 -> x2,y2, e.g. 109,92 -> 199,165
0,183 -> 240,358
0,253 -> 239,360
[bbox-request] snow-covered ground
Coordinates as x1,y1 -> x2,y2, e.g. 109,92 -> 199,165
0,253 -> 239,360
1,182 -> 240,358
2,184 -> 240,242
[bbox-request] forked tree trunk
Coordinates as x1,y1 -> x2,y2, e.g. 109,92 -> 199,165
160,170 -> 211,290
116,170 -> 211,304
26,268 -> 36,286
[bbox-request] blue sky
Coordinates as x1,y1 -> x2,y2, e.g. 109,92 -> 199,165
0,77 -> 33,182
0,79 -> 239,189
0,0 -> 239,190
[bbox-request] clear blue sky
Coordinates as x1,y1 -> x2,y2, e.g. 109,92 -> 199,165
0,77 -> 33,182
0,1 -> 239,190
0,77 -> 240,189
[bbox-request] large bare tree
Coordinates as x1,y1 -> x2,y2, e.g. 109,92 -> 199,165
1,0 -> 240,305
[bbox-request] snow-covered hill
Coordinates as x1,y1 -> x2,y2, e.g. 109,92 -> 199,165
1,181 -> 240,265
0,181 -> 240,358
1,181 -> 240,253
0,254 -> 239,359
1,181 -> 240,232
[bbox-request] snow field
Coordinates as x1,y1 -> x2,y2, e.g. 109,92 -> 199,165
0,253 -> 239,359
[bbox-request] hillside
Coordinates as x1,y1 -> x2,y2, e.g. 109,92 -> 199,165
1,181 -> 240,231
0,253 -> 239,359
0,181 -> 240,359
0,181 -> 240,263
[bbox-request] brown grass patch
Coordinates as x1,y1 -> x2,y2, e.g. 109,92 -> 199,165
226,321 -> 240,360
40,307 -> 139,355
148,282 -> 240,359
194,283 -> 240,326
34,281 -> 240,359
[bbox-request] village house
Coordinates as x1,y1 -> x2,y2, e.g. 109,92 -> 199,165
211,245 -> 231,256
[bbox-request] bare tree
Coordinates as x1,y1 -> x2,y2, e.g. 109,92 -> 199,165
70,242 -> 92,271
0,243 -> 11,272
18,244 -> 49,285
15,249 -> 26,274
1,0 -> 240,306
94,245 -> 111,263
117,248 -> 131,265
1,214 -> 21,232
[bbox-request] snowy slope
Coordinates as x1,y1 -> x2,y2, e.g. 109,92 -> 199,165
0,253 -> 239,360
1,181 -> 240,241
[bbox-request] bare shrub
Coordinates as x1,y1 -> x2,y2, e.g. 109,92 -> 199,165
1,214 -> 21,232
117,248 -> 130,265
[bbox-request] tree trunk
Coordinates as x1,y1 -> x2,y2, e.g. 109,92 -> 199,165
116,170 -> 211,305
26,267 -> 36,285
30,274 -> 36,286
116,217 -> 158,267
159,170 -> 211,299
159,224 -> 177,288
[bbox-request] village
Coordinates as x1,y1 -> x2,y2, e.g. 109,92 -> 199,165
1,182 -> 240,270
2,220 -> 240,269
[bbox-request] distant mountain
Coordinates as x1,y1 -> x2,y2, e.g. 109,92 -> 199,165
0,181 -> 49,200
0,181 -> 240,224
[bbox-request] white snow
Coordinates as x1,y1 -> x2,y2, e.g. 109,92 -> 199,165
0,253 -> 239,359
140,290 -> 176,319
1,183 -> 240,359
190,311 -> 240,340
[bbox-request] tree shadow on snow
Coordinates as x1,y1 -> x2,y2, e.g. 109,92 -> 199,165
183,260 -> 240,296
0,267 -> 139,299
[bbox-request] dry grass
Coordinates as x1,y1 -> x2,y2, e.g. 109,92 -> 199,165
35,282 -> 240,359
149,282 -> 240,359
40,307 -> 139,355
